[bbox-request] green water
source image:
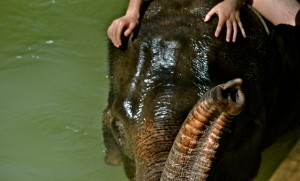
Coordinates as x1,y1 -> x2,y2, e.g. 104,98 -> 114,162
0,1 -> 298,181
0,0 -> 127,180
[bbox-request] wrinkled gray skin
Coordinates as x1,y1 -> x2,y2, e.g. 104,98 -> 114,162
103,0 -> 299,180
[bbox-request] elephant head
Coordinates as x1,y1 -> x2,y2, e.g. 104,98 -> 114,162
102,0 -> 282,180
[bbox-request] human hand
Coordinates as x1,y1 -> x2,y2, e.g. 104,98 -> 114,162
204,0 -> 246,42
107,14 -> 139,47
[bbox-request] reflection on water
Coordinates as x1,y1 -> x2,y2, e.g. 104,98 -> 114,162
0,1 -> 298,181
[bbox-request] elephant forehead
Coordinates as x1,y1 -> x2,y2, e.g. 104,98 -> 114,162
111,37 -> 213,123
148,38 -> 177,69
130,37 -> 211,93
131,37 -> 179,89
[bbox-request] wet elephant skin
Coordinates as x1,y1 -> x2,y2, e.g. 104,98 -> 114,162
103,0 -> 299,180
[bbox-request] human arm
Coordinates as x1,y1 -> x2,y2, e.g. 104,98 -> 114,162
204,0 -> 246,42
251,0 -> 300,26
107,0 -> 143,47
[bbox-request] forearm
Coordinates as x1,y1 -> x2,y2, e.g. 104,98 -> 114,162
126,0 -> 144,18
251,0 -> 300,25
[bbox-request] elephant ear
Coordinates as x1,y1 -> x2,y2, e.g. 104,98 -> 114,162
102,108 -> 122,166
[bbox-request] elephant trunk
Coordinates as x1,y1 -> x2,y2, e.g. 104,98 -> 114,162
161,78 -> 245,181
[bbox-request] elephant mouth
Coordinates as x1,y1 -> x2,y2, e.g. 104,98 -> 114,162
161,78 -> 246,180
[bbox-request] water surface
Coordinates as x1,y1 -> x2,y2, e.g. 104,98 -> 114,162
0,0 -> 127,180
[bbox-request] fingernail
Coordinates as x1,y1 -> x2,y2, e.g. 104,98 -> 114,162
204,16 -> 208,22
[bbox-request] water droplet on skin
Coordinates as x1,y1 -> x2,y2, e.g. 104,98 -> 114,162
16,56 -> 22,59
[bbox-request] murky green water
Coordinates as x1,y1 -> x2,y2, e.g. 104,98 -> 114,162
0,0 -> 127,180
0,1 -> 298,181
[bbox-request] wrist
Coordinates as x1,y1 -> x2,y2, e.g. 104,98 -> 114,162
126,6 -> 140,19
126,0 -> 142,20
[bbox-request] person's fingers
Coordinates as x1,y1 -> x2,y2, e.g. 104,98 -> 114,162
225,20 -> 232,42
112,22 -> 120,47
124,27 -> 132,37
215,17 -> 225,37
115,21 -> 126,47
204,8 -> 217,22
114,22 -> 120,46
108,22 -> 119,47
124,22 -> 136,37
237,19 -> 246,38
232,21 -> 238,42
107,25 -> 112,40
235,12 -> 246,38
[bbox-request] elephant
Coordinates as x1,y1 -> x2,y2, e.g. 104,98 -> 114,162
102,0 -> 300,180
